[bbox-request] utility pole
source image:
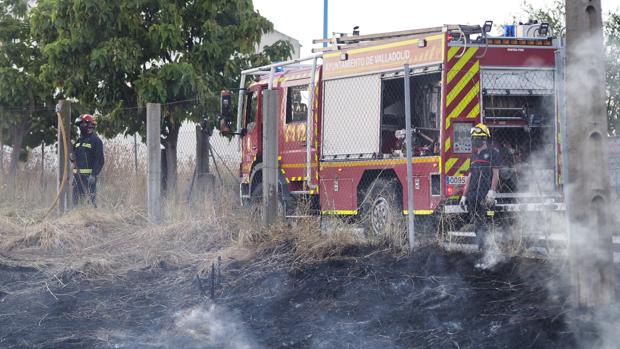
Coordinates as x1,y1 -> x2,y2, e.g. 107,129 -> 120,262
56,100 -> 71,214
147,103 -> 162,222
565,0 -> 615,306
262,89 -> 279,227
323,0 -> 328,48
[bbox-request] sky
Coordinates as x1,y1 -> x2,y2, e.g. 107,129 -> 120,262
254,0 -> 620,57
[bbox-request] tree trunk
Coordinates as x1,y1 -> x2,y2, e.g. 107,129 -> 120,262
8,119 -> 27,190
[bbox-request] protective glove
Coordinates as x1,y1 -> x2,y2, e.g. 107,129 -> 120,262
459,195 -> 467,211
69,152 -> 76,162
485,189 -> 496,206
87,175 -> 96,186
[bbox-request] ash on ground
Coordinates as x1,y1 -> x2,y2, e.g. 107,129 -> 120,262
0,246 -> 618,349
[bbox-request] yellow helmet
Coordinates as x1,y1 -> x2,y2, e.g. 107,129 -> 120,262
470,123 -> 490,138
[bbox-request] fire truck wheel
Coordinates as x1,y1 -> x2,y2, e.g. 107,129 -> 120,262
250,182 -> 286,218
363,179 -> 404,240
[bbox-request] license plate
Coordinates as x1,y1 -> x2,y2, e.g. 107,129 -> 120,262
446,176 -> 466,185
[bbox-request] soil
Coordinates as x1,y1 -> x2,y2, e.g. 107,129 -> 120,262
0,246 -> 618,349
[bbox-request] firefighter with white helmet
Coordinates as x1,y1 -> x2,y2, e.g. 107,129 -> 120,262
71,114 -> 105,207
459,123 -> 501,256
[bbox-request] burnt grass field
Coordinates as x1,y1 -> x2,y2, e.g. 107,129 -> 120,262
2,240 -> 619,349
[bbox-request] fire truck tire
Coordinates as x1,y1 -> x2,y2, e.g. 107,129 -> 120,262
250,182 -> 286,218
362,178 -> 405,240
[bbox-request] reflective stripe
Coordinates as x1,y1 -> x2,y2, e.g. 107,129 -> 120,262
321,210 -> 358,215
73,168 -> 93,174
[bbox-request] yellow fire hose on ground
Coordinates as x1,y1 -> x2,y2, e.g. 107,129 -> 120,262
42,111 -> 70,220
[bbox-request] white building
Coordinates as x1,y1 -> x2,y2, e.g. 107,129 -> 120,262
257,30 -> 301,59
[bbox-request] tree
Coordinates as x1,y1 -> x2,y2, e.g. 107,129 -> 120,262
31,0 -> 292,197
0,0 -> 55,184
522,0 -> 620,135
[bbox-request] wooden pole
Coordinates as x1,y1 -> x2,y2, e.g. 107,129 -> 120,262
262,89 -> 279,227
565,0 -> 615,306
147,103 -> 162,222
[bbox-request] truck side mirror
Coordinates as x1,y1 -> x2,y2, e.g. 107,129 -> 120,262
218,90 -> 233,136
218,117 -> 233,136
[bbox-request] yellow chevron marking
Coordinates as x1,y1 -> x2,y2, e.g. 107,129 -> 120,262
466,103 -> 480,119
447,48 -> 478,84
446,81 -> 480,129
455,158 -> 470,175
445,137 -> 451,152
447,46 -> 460,62
445,158 -> 458,174
446,60 -> 479,107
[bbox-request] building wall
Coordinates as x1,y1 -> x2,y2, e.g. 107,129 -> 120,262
258,30 -> 301,59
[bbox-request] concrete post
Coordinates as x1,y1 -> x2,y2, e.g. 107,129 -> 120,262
147,103 -> 162,222
195,124 -> 214,200
565,0 -> 615,306
403,65 -> 416,251
56,100 -> 71,214
262,89 -> 279,227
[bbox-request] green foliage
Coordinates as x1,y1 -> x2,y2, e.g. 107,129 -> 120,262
520,0 -> 565,36
31,0 -> 291,139
605,13 -> 620,135
0,0 -> 56,152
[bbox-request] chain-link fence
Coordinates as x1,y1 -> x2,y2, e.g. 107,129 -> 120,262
0,99 -> 242,220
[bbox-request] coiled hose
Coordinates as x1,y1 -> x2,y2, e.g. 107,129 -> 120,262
42,111 -> 70,220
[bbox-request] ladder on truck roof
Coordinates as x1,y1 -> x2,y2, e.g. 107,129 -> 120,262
311,24 -> 483,53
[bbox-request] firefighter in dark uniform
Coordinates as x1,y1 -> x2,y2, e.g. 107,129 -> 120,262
459,123 -> 500,255
71,114 -> 105,207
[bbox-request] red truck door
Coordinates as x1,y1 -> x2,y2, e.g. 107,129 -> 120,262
280,84 -> 312,189
241,87 -> 263,184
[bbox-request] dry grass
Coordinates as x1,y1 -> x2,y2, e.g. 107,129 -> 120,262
0,141 -> 401,284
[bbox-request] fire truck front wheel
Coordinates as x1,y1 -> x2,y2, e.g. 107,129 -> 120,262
362,179 -> 404,240
250,182 -> 286,218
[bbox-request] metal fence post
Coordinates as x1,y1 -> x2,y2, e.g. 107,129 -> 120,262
565,0 -> 614,306
147,103 -> 162,222
404,64 -> 416,250
133,133 -> 139,174
262,89 -> 279,227
56,100 -> 71,214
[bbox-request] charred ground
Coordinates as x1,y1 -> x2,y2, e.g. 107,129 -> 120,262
2,228 -> 617,349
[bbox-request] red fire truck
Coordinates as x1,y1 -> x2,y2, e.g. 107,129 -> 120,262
222,22 -> 565,237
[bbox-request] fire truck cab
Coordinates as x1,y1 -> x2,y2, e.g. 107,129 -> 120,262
226,21 -> 565,238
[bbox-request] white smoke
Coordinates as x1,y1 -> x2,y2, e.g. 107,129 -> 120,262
108,304 -> 259,349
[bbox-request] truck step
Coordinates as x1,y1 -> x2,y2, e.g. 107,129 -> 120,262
443,233 -> 620,263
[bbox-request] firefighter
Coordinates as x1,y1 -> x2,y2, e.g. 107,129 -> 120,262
71,114 -> 105,207
459,123 -> 500,255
